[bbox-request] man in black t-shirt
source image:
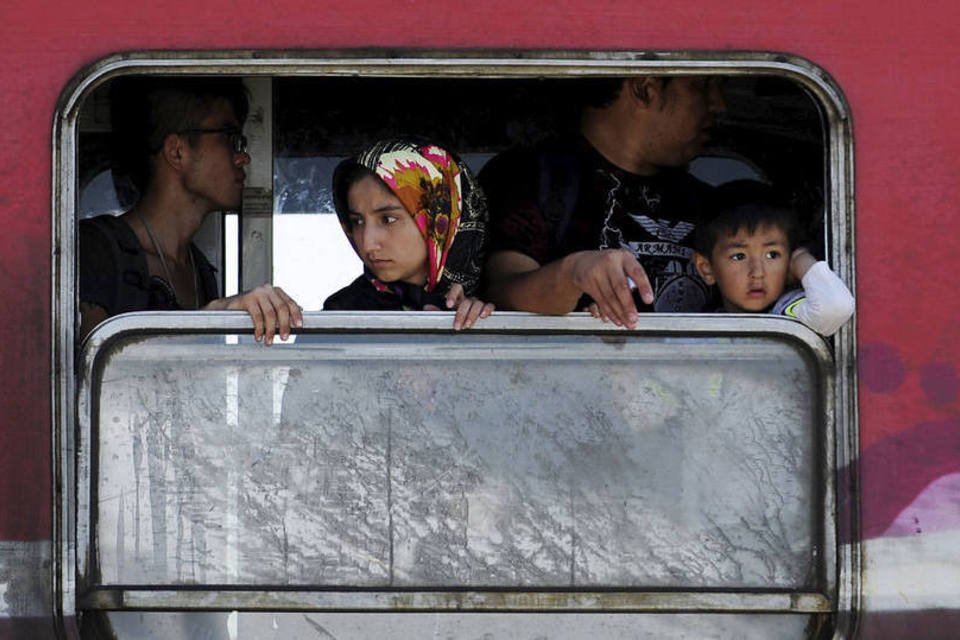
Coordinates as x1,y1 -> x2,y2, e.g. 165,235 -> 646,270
480,76 -> 725,327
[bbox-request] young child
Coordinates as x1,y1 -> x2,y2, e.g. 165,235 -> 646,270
692,184 -> 854,336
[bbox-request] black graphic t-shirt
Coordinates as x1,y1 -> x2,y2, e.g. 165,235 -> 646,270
480,136 -> 716,312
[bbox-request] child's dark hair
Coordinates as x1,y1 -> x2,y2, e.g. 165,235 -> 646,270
694,180 -> 798,256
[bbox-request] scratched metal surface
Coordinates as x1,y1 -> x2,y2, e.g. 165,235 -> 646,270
89,332 -> 819,590
0,541 -> 52,618
100,610 -> 818,639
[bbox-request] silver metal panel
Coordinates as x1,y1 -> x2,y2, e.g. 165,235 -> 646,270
83,588 -> 831,613
78,313 -> 831,608
99,610 -> 823,640
0,540 -> 53,618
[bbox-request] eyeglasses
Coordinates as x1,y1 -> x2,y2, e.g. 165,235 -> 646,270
178,127 -> 248,155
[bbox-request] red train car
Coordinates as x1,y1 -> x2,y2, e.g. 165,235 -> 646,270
2,1 -> 958,638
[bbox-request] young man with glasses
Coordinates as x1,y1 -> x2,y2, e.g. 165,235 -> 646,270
79,78 -> 302,344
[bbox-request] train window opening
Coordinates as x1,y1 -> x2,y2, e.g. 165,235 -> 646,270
77,72 -> 830,311
63,54 -> 855,640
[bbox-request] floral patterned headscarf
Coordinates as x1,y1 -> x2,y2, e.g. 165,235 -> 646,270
333,138 -> 487,297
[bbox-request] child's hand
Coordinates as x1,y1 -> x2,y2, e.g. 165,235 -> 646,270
790,247 -> 818,282
441,284 -> 495,330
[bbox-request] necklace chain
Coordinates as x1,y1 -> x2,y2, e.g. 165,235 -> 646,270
136,213 -> 199,309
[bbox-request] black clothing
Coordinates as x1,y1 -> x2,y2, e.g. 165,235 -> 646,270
480,136 -> 716,312
79,214 -> 219,317
323,275 -> 449,311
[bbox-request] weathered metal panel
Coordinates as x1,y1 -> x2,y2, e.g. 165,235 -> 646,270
72,313 -> 834,640
0,541 -> 53,617
91,334 -> 822,591
96,610 -> 820,640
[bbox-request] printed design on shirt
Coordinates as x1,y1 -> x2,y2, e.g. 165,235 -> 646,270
598,171 -> 626,251
771,289 -> 807,317
630,215 -> 696,245
783,297 -> 805,318
622,241 -> 693,260
655,273 -> 708,312
593,167 -> 707,311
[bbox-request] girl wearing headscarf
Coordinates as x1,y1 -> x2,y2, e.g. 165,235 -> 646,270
323,138 -> 493,329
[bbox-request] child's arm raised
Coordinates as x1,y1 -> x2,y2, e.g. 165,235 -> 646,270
775,248 -> 855,336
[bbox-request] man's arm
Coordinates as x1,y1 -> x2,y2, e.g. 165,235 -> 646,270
203,284 -> 303,345
484,249 -> 654,328
79,287 -> 303,346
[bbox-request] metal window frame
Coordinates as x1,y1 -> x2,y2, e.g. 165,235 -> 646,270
52,50 -> 858,636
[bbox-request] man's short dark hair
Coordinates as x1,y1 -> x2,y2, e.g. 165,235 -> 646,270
694,180 -> 798,256
577,78 -> 627,109
575,76 -> 674,110
110,77 -> 250,197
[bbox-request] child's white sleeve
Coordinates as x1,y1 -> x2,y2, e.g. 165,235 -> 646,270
778,262 -> 855,336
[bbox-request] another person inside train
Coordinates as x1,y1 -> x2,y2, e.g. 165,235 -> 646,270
79,77 -> 302,344
690,181 -> 854,336
323,138 -> 493,330
479,75 -> 726,328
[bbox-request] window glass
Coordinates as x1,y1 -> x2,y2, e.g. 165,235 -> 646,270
86,328 -> 824,589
